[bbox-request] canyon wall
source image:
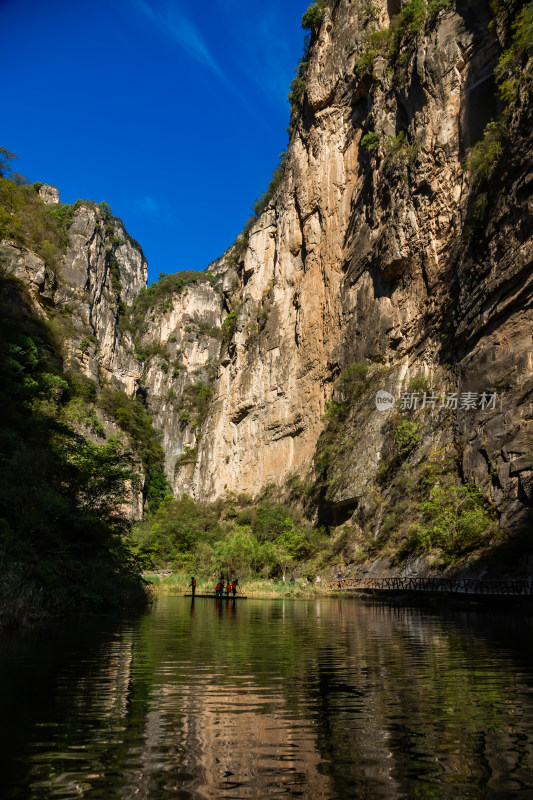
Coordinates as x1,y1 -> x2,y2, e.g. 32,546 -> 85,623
190,0 -> 532,541
2,0 -> 531,568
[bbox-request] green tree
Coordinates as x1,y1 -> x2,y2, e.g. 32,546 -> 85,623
414,483 -> 494,555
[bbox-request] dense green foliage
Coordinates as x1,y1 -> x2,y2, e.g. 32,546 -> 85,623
467,121 -> 505,183
288,56 -> 310,114
98,388 -> 169,512
0,285 -> 146,629
130,493 -> 325,579
394,420 -> 421,458
176,381 -> 212,431
466,3 -> 533,202
220,311 -> 238,341
409,483 -> 496,560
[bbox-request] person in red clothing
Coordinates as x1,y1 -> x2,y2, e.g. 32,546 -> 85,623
215,581 -> 221,597
190,576 -> 196,597
226,581 -> 232,597
231,580 -> 237,597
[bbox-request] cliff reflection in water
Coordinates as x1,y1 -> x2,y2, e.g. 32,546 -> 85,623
3,597 -> 533,799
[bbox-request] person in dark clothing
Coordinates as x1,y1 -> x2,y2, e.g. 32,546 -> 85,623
190,576 -> 196,597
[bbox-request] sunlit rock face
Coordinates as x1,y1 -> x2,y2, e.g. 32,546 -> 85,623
190,0 -> 532,532
60,205 -> 147,393
38,184 -> 59,204
138,282 -> 223,495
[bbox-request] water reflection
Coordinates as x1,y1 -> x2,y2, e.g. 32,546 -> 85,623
2,598 -> 533,798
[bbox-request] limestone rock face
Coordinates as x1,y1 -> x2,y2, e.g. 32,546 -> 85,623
189,0 -> 532,534
38,184 -> 59,204
57,205 -> 147,394
137,281 -> 223,494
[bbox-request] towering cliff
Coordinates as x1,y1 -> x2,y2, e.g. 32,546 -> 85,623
188,0 -> 532,564
1,0 -> 532,585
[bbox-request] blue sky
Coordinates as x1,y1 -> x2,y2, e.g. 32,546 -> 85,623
0,0 -> 310,283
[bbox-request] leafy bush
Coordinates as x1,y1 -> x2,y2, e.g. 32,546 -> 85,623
302,1 -> 328,33
288,60 -> 309,113
400,0 -> 428,32
410,483 -> 495,557
338,362 -> 371,396
356,29 -> 393,76
177,382 -> 213,429
406,374 -> 428,393
361,132 -> 381,151
495,1 -> 533,108
363,2 -> 380,21
0,286 -> 146,628
129,494 -> 318,578
394,420 -> 421,458
384,131 -> 417,163
121,270 -> 208,337
221,311 -> 238,342
467,121 -> 505,184
428,0 -> 453,18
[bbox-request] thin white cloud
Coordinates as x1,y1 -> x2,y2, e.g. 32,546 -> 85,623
136,195 -> 171,221
211,0 -> 296,110
130,0 -> 271,124
133,0 -> 223,77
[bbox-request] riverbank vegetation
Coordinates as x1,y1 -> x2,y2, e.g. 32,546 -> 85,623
129,491 -> 331,581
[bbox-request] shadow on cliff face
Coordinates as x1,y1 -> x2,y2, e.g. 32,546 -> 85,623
452,520 -> 533,579
0,278 -> 146,629
457,0 -> 500,153
317,496 -> 359,529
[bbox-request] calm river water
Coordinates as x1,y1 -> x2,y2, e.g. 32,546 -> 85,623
3,595 -> 533,799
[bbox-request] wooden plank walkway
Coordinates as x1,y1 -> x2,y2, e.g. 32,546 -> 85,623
325,577 -> 533,597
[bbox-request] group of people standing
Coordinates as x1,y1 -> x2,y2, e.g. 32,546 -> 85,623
215,574 -> 238,597
189,575 -> 238,597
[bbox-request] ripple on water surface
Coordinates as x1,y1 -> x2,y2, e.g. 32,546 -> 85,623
3,597 -> 533,798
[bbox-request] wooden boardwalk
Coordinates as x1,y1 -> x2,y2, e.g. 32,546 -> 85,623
326,577 -> 533,597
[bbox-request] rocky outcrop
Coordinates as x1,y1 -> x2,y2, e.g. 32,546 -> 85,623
38,184 -> 59,204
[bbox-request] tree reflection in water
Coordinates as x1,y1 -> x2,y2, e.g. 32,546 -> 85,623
2,597 -> 533,798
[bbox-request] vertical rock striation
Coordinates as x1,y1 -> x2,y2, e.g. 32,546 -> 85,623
191,0 -> 532,537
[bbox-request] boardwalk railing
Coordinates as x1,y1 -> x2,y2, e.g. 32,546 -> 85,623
325,577 -> 533,597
